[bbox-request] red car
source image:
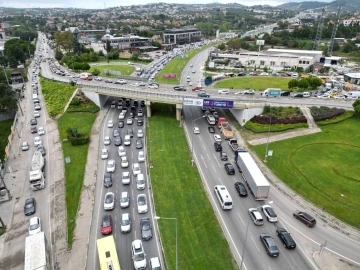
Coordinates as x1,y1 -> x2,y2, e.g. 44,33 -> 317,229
101,214 -> 113,235
280,73 -> 289,77
192,86 -> 203,91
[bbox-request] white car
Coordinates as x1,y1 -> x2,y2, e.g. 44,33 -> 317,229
132,163 -> 141,176
101,148 -> 109,160
34,137 -> 42,147
149,257 -> 161,270
214,134 -> 222,142
104,136 -> 111,145
28,217 -> 41,235
131,240 -> 147,270
118,146 -> 126,157
138,151 -> 145,163
260,72 -> 269,76
106,159 -> 116,173
38,127 -> 45,136
136,174 -> 146,190
122,171 -> 131,185
137,194 -> 148,213
193,127 -> 200,134
138,109 -> 143,117
261,204 -> 278,223
120,191 -> 130,208
127,117 -> 133,125
107,120 -> 114,128
120,213 -> 131,233
137,129 -> 144,138
192,70 -> 196,73
104,192 -> 115,210
121,156 -> 129,168
119,113 -> 125,120
34,111 -> 40,118
118,79 -> 127,84
218,89 -> 229,94
95,76 -> 103,81
131,83 -> 139,87
21,141 -> 29,151
148,84 -> 159,89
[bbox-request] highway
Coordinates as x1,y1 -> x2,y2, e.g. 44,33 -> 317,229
86,101 -> 162,269
181,48 -> 360,269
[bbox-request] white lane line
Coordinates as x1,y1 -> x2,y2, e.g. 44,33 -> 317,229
251,236 -> 260,252
218,177 -> 223,186
212,164 -> 217,172
213,154 -> 221,168
201,155 -> 208,168
206,152 -> 211,160
237,213 -> 245,226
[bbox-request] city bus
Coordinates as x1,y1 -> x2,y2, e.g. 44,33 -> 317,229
97,236 -> 121,270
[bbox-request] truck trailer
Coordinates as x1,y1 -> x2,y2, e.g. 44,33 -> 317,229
25,232 -> 50,270
29,151 -> 45,190
234,150 -> 270,200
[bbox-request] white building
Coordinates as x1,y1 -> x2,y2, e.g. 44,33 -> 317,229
163,28 -> 202,45
101,34 -> 152,50
267,49 -> 323,62
344,73 -> 360,85
341,17 -> 360,26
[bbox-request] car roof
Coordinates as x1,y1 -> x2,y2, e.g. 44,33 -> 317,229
122,213 -> 130,219
29,217 -> 39,224
150,257 -> 161,267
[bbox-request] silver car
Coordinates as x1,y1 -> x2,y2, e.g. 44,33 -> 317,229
120,191 -> 130,208
120,213 -> 131,233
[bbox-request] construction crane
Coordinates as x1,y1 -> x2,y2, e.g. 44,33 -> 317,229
328,6 -> 342,56
312,7 -> 326,51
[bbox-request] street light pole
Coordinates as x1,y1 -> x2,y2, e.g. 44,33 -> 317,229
264,114 -> 272,163
191,115 -> 206,166
154,216 -> 178,270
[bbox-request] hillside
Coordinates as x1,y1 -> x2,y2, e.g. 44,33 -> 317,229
277,0 -> 360,11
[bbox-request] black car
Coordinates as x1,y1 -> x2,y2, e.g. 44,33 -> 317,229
260,233 -> 279,257
237,72 -> 246,76
140,100 -> 145,107
127,128 -> 134,138
276,228 -> 296,249
33,98 -> 40,104
125,99 -> 131,106
118,121 -> 124,128
293,93 -> 303,98
198,91 -> 210,98
131,106 -> 136,112
133,100 -> 138,107
220,152 -> 228,161
293,210 -> 316,227
30,119 -> 37,125
224,163 -> 235,175
214,142 -> 222,152
24,197 -> 36,216
114,137 -> 122,146
208,127 -> 215,133
113,129 -> 120,137
140,217 -> 153,241
281,91 -> 291,96
31,126 -> 37,134
37,144 -> 46,156
103,173 -> 112,188
136,139 -> 143,149
234,182 -> 247,197
137,118 -> 144,126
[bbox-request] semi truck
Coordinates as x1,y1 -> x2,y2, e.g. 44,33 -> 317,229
29,151 -> 45,190
220,122 -> 234,139
25,232 -> 50,270
234,150 -> 270,200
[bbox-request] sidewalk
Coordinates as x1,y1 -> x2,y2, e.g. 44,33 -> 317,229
313,251 -> 360,270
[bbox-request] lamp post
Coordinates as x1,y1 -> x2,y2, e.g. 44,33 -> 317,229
191,115 -> 206,166
154,216 -> 178,270
240,201 -> 273,270
264,114 -> 272,163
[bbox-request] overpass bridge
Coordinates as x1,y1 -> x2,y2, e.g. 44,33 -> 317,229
77,82 -> 266,120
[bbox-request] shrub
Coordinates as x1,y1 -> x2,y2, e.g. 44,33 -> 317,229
68,135 -> 90,145
250,115 -> 307,125
70,98 -> 80,106
244,121 -> 308,133
310,106 -> 346,122
317,111 -> 354,126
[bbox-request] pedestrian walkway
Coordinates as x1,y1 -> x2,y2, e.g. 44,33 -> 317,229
248,107 -> 321,146
313,250 -> 360,270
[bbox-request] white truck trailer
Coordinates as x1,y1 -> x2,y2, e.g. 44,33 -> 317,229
234,150 -> 270,200
29,151 -> 45,190
25,232 -> 50,270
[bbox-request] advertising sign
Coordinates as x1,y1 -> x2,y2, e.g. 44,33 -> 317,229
268,90 -> 281,97
183,98 -> 203,107
203,99 -> 234,109
163,74 -> 177,78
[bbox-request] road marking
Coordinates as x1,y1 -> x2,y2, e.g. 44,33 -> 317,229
206,152 -> 211,160
212,164 -> 217,172
237,213 -> 245,226
213,154 -> 221,167
251,236 -> 260,252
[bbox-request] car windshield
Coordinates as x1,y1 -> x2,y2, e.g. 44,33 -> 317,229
138,197 -> 146,205
103,218 -> 110,227
105,195 -> 113,203
25,202 -> 33,208
30,223 -> 39,230
121,217 -> 130,226
138,179 -> 145,184
134,252 -> 145,261
121,196 -> 128,202
142,221 -> 150,230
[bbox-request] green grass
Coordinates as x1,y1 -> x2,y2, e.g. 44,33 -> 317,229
148,103 -> 237,270
93,59 -> 150,65
251,117 -> 360,228
214,77 -> 292,91
67,101 -> 100,114
0,119 -> 14,162
57,112 -> 97,247
89,65 -> 135,77
156,45 -> 212,84
244,121 -> 308,133
40,78 -> 76,118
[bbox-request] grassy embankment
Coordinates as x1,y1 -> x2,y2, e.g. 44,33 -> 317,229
89,64 -> 135,77
214,77 -> 292,91
148,103 -> 238,269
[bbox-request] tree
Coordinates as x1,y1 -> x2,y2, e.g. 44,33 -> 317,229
98,50 -> 104,57
152,40 -> 161,48
298,78 -> 309,90
73,38 -> 83,54
217,43 -> 226,50
106,39 -> 111,53
288,79 -> 298,89
0,76 -> 17,111
55,50 -> 63,61
54,31 -> 74,53
353,99 -> 360,118
131,52 -> 140,62
308,77 -> 322,89
81,62 -> 90,71
0,56 -> 8,67
91,68 -> 101,76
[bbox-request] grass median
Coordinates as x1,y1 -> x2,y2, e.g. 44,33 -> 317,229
214,77 -> 292,90
89,64 -> 135,76
251,117 -> 360,228
58,112 -> 97,247
148,103 -> 237,270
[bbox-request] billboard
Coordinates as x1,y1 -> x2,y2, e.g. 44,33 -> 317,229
268,90 -> 281,97
163,74 -> 177,78
183,98 -> 203,107
203,99 -> 234,109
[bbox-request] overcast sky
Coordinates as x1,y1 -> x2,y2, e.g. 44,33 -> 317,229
0,0 -> 333,9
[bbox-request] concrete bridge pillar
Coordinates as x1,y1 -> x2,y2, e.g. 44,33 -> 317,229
176,103 -> 182,121
145,101 -> 151,117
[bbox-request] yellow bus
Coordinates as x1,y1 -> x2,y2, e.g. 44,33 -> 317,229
96,236 -> 121,270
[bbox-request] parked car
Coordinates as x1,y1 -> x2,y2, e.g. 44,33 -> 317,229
260,233 -> 279,257
234,182 -> 248,197
38,127 -> 45,136
104,136 -> 111,145
276,228 -> 296,249
140,217 -> 153,241
21,142 -> 30,151
37,145 -> 46,156
293,210 -> 316,227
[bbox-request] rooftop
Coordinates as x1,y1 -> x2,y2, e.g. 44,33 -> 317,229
267,49 -> 323,55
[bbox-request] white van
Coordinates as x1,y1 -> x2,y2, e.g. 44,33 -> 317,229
291,73 -> 299,78
32,94 -> 38,99
214,185 -> 233,210
124,135 -> 131,146
303,92 -> 311,98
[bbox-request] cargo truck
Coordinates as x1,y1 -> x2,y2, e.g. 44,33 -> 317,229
29,151 -> 45,190
234,150 -> 270,200
25,232 -> 50,270
228,139 -> 242,152
220,122 -> 234,139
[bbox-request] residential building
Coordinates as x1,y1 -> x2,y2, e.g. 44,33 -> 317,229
341,17 -> 360,26
163,28 -> 201,45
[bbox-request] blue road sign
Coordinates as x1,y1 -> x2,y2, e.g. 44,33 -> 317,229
203,99 -> 234,109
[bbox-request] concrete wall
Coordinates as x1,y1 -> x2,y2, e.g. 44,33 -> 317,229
99,94 -> 110,109
83,91 -> 100,107
230,107 -> 264,126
